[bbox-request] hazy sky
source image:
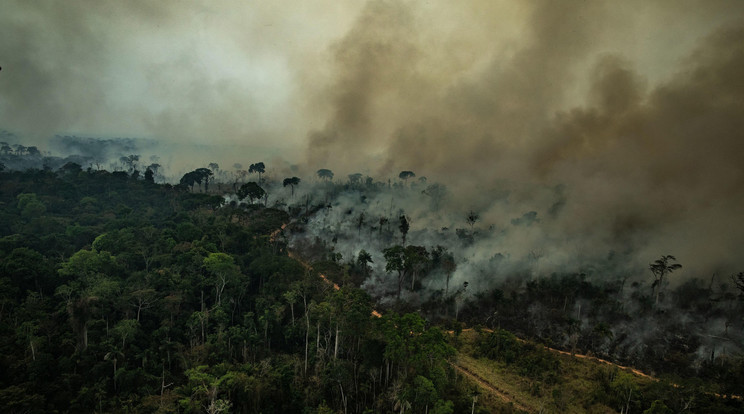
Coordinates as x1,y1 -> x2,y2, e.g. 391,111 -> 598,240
2,0 -> 744,274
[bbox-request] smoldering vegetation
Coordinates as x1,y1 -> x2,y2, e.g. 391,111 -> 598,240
302,0 -> 744,280
279,174 -> 743,384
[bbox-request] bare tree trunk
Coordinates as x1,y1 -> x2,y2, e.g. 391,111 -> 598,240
334,324 -> 340,359
339,383 -> 347,414
304,296 -> 310,375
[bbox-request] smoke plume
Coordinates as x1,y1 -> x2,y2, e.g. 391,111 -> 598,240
2,1 -> 744,276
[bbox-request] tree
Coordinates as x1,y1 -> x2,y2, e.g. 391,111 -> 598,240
194,168 -> 214,192
383,245 -> 428,299
179,169 -> 213,192
611,371 -> 638,414
144,168 -> 155,183
357,250 -> 373,277
399,171 -> 415,184
282,176 -> 300,197
422,183 -> 447,210
3,247 -> 46,296
399,215 -> 410,245
179,171 -> 198,191
237,182 -> 266,204
317,168 -> 334,181
644,400 -> 672,414
16,193 -> 46,219
732,272 -> 744,298
437,248 -> 456,297
384,245 -> 408,300
180,366 -> 232,414
112,318 -> 139,349
119,154 -> 139,173
128,286 -> 157,321
381,312 -> 454,375
249,162 -> 265,183
203,253 -> 241,307
356,212 -> 365,235
26,146 -> 40,157
347,173 -> 363,186
379,216 -> 389,237
283,288 -> 299,326
233,169 -> 248,191
404,245 -> 429,291
649,255 -> 682,306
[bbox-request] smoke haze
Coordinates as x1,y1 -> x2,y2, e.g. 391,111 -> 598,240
2,1 -> 744,276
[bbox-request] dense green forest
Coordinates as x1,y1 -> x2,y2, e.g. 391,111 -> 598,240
0,165 -> 465,413
0,161 -> 742,413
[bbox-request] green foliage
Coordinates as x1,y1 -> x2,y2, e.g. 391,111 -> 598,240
475,329 -> 561,383
16,193 -> 46,219
644,399 -> 673,414
237,181 -> 265,203
381,312 -> 455,376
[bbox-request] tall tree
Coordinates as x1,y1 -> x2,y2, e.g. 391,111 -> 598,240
195,168 -> 214,192
179,171 -> 199,192
237,182 -> 266,204
399,215 -> 410,245
203,253 -> 241,307
650,255 -> 682,306
282,176 -> 300,197
249,162 -> 265,183
404,245 -> 429,291
317,168 -> 334,181
119,154 -> 139,173
432,247 -> 456,297
384,245 -> 407,300
398,171 -> 415,185
179,168 -> 213,192
357,250 -> 373,277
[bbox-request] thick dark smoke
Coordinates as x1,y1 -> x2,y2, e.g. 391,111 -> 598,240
2,1 -> 744,276
302,1 -> 744,277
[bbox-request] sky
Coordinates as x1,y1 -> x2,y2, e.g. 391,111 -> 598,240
2,0 -> 744,276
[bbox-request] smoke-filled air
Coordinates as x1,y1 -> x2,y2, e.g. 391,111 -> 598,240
3,0 -> 743,277
2,2 -> 744,411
